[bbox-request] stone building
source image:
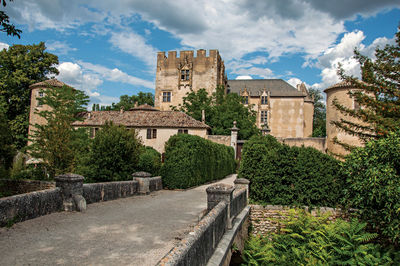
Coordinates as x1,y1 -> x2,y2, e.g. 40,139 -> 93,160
324,81 -> 364,157
28,79 -> 210,153
27,79 -> 71,146
155,49 -> 227,111
155,49 -> 315,139
227,80 -> 314,138
72,104 -> 210,153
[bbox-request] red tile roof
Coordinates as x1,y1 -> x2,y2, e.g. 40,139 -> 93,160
29,79 -> 71,89
72,110 -> 210,129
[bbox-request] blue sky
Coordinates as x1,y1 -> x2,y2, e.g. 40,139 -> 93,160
0,0 -> 399,106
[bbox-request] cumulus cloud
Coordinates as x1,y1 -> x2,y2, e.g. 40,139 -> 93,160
236,76 -> 253,80
109,31 -> 158,70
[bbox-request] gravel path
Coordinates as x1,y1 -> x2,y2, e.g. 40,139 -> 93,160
0,175 -> 236,266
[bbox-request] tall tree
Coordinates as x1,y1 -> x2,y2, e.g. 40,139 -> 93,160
111,92 -> 154,110
308,88 -> 326,137
0,42 -> 59,149
332,25 -> 400,150
29,85 -> 89,177
175,86 -> 259,140
0,0 -> 22,38
0,96 -> 14,173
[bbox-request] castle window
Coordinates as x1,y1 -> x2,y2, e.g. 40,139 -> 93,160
162,91 -> 171,102
37,91 -> 44,107
242,96 -> 248,105
181,70 -> 190,81
178,129 -> 188,134
147,128 -> 157,139
261,110 -> 268,124
261,96 -> 268,105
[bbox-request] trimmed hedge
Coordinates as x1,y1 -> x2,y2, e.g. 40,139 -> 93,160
161,134 -> 236,189
238,135 -> 343,207
137,146 -> 161,176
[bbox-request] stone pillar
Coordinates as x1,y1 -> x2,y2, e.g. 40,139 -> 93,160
206,184 -> 235,229
234,178 -> 250,202
132,171 -> 152,195
55,173 -> 86,212
230,121 -> 239,159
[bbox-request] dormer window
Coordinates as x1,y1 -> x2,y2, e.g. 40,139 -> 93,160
261,96 -> 268,105
181,70 -> 190,81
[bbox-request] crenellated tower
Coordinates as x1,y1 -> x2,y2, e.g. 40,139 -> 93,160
155,49 -> 227,110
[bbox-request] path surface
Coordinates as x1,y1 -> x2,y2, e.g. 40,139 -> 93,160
0,175 -> 236,266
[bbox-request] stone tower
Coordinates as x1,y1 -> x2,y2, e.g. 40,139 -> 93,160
155,49 -> 227,111
27,79 -> 68,146
324,81 -> 364,157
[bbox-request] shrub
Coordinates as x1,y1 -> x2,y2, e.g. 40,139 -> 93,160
342,130 -> 400,245
242,209 -> 397,265
238,135 -> 343,207
81,122 -> 142,182
137,146 -> 161,176
161,134 -> 236,189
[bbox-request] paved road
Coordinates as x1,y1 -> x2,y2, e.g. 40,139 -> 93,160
0,175 -> 236,266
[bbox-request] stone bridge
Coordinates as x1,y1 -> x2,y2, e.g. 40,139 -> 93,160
0,174 -> 249,266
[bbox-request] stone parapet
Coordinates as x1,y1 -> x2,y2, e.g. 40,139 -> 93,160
55,173 -> 86,212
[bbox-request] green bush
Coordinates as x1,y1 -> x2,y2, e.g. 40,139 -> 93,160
80,122 -> 142,182
238,135 -> 343,207
342,130 -> 400,245
161,134 -> 236,189
242,209 -> 398,265
137,146 -> 161,176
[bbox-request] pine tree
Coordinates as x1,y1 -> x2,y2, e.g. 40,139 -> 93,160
332,25 -> 400,149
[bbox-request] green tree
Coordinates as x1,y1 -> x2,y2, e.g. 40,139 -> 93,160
82,122 -> 142,182
29,85 -> 89,177
332,25 -> 400,150
0,42 -> 59,149
308,88 -> 326,137
111,92 -> 154,110
0,96 -> 14,175
174,86 -> 259,140
342,130 -> 400,245
0,0 -> 22,38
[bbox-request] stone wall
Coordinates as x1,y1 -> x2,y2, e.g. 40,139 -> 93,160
0,179 -> 55,197
280,137 -> 327,153
83,181 -> 139,204
0,188 -> 63,227
207,135 -> 231,146
250,205 -> 346,236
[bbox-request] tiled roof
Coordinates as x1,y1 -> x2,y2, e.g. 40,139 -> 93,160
129,104 -> 159,111
29,79 -> 70,89
72,110 -> 210,129
227,79 -> 305,97
324,80 -> 366,93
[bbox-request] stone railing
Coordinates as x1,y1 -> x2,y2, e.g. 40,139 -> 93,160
0,179 -> 55,197
0,172 -> 162,227
158,178 -> 250,266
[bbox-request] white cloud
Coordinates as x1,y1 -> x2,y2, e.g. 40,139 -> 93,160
109,31 -> 158,70
78,61 -> 155,89
46,41 -> 77,55
0,42 -> 9,51
236,76 -> 253,80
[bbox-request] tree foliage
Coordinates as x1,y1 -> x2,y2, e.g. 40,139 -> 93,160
174,86 -> 260,139
0,42 -> 59,149
29,85 -> 89,177
238,135 -> 343,207
308,88 -> 326,137
81,122 -> 142,182
0,0 -> 22,38
137,146 -> 161,176
342,130 -> 400,245
0,96 -> 14,174
332,25 -> 400,149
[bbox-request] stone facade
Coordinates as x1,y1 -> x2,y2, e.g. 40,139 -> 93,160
155,49 -> 227,111
324,81 -> 364,157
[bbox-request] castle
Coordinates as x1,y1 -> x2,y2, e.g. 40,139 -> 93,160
155,49 -> 314,139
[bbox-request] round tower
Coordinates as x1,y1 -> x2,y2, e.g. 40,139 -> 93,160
324,81 -> 363,157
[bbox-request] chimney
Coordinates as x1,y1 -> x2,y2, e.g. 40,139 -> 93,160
120,106 -> 124,114
202,109 -> 205,123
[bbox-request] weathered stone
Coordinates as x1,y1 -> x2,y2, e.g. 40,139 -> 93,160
206,184 -> 234,229
55,173 -> 85,212
131,171 -> 152,178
